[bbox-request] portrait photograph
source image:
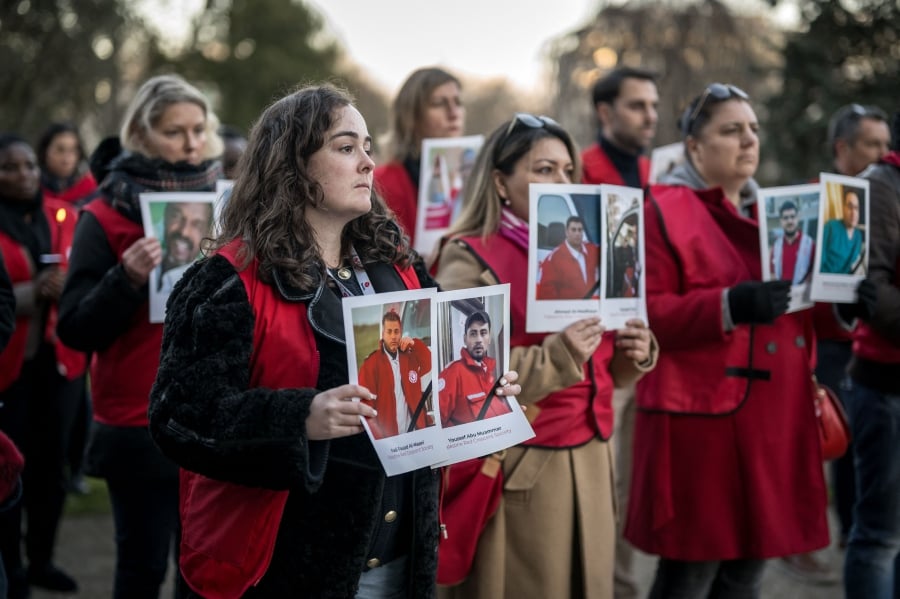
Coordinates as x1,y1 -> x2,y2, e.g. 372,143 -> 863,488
414,135 -> 484,256
342,288 -> 447,476
433,285 -> 534,466
527,183 -> 603,333
648,141 -> 686,184
810,173 -> 870,303
599,185 -> 648,329
757,184 -> 819,312
139,192 -> 217,323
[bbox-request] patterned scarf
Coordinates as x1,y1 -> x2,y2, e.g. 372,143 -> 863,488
100,152 -> 222,223
498,207 -> 529,252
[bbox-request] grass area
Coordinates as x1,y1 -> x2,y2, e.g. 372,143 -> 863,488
64,477 -> 112,516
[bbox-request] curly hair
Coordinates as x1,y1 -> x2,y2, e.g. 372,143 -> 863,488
214,83 -> 413,289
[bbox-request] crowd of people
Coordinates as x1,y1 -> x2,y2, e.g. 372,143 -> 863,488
0,62 -> 896,599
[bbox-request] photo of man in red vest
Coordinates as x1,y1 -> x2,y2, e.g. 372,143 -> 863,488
536,216 -> 600,300
359,309 -> 433,439
438,310 -> 511,427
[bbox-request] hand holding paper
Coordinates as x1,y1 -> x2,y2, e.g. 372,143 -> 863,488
307,384 -> 378,441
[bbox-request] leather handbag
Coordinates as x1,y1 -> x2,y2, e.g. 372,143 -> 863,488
815,384 -> 851,461
436,452 -> 505,586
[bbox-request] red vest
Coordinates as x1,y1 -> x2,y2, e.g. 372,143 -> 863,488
457,234 -> 615,444
0,233 -> 32,391
180,241 -> 421,599
853,262 -> 900,363
581,142 -> 650,186
374,161 -> 418,244
83,198 -> 162,426
42,172 -> 98,205
638,184 -> 815,413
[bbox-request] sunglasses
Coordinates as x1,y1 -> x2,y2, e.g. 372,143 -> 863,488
501,112 -> 559,143
683,83 -> 750,135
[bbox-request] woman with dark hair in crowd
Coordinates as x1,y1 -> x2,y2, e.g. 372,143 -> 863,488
58,74 -> 223,599
147,83 -> 520,598
626,84 -> 829,597
36,122 -> 98,206
0,134 -> 85,597
434,114 -> 656,599
375,67 -> 465,247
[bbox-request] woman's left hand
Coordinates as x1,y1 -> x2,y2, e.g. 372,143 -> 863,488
616,319 -> 652,364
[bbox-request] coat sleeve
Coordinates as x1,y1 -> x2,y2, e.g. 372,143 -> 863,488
435,240 -> 584,405
865,176 -> 900,341
57,212 -> 147,352
148,255 -> 327,491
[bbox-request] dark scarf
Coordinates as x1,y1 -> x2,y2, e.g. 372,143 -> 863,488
0,192 -> 51,267
40,168 -> 85,194
402,155 -> 421,191
100,152 -> 221,223
599,135 -> 642,189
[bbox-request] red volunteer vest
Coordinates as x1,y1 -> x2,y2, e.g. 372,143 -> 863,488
581,142 -> 650,186
83,198 -> 162,426
374,161 -> 418,244
456,234 -> 615,444
180,241 -> 421,599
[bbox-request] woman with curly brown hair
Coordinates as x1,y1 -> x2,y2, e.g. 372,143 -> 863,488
148,83 -> 519,598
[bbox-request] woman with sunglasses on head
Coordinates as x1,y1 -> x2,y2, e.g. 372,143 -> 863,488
57,74 -> 223,599
625,84 -> 829,597
434,114 -> 657,599
375,67 -> 465,248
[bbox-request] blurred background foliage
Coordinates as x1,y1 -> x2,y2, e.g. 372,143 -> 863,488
1,0 -> 897,184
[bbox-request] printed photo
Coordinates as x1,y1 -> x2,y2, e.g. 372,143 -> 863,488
433,285 -> 534,466
599,185 -> 648,328
758,184 -> 819,312
810,173 -> 870,303
343,289 -> 448,475
414,135 -> 483,256
527,183 -> 603,332
648,142 -> 685,184
139,192 -> 217,323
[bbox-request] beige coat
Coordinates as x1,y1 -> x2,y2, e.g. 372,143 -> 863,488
435,240 -> 657,599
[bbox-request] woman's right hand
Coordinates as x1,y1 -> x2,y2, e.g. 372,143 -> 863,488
35,266 -> 66,302
121,237 -> 162,288
307,384 -> 378,440
561,317 -> 605,364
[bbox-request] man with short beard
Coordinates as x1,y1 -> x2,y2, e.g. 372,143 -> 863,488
438,311 -> 510,427
770,200 -> 815,284
156,201 -> 213,292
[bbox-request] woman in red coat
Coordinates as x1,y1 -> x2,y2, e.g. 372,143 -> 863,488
626,84 -> 830,596
374,67 -> 465,250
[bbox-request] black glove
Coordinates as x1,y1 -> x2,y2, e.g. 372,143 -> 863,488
728,280 -> 791,325
836,278 -> 878,323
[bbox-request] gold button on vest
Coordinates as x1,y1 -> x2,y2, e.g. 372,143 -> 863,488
366,558 -> 381,569
384,510 -> 398,523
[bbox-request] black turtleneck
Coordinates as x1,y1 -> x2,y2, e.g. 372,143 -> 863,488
599,135 -> 643,189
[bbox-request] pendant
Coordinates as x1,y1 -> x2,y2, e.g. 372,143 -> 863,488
336,266 -> 352,280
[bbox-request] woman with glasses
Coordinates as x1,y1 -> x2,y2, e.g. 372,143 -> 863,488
375,67 -> 465,248
434,114 -> 657,599
625,84 -> 829,597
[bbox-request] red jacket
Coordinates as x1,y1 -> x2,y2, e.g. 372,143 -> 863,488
179,241 -> 423,598
626,183 -> 828,560
0,233 -> 31,391
536,241 -> 600,300
82,198 -> 162,426
374,161 -> 418,245
359,339 -> 432,438
457,233 -> 615,444
581,142 -> 650,186
438,350 -> 509,426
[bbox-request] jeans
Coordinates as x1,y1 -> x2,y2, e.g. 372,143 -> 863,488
649,558 -> 767,599
843,379 -> 900,599
356,556 -> 408,599
106,475 -> 181,599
